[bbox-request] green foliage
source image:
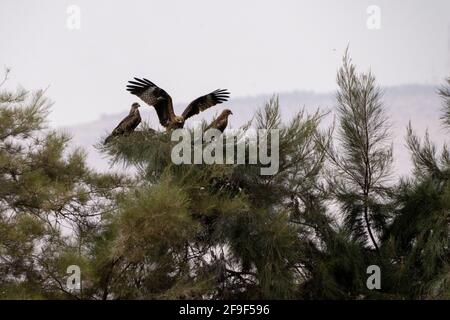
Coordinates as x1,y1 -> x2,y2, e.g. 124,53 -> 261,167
0,71 -> 126,299
3,62 -> 450,300
96,94 -> 331,299
323,50 -> 393,251
439,77 -> 450,130
382,119 -> 450,298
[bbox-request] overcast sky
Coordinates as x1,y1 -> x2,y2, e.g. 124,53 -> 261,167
1,0 -> 450,126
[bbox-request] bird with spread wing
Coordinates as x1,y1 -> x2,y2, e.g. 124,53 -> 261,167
126,78 -> 230,130
104,102 -> 141,144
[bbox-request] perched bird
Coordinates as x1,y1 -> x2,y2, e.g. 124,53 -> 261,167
205,109 -> 233,132
104,103 -> 141,144
126,78 -> 230,130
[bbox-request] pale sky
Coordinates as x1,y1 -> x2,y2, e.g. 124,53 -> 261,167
1,0 -> 449,126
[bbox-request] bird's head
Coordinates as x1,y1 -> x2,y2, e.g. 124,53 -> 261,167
223,109 -> 233,117
174,116 -> 185,124
130,102 -> 140,114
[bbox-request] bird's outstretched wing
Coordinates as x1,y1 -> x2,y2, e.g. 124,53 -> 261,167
126,78 -> 175,127
181,89 -> 230,120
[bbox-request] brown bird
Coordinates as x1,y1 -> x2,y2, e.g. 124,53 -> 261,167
126,78 -> 230,130
205,109 -> 233,132
104,103 -> 141,144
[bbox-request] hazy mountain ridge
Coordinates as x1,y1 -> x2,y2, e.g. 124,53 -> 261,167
62,84 -> 446,177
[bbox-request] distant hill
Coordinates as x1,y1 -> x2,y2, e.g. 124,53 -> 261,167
62,85 -> 447,177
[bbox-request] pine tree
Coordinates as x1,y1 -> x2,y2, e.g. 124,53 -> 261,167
4,62 -> 450,300
439,77 -> 450,130
99,97 -> 331,299
382,77 -> 450,298
324,51 -> 393,252
0,70 -> 125,299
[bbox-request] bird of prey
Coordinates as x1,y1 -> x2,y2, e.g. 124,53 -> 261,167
104,102 -> 141,144
126,78 -> 230,130
205,109 -> 233,132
